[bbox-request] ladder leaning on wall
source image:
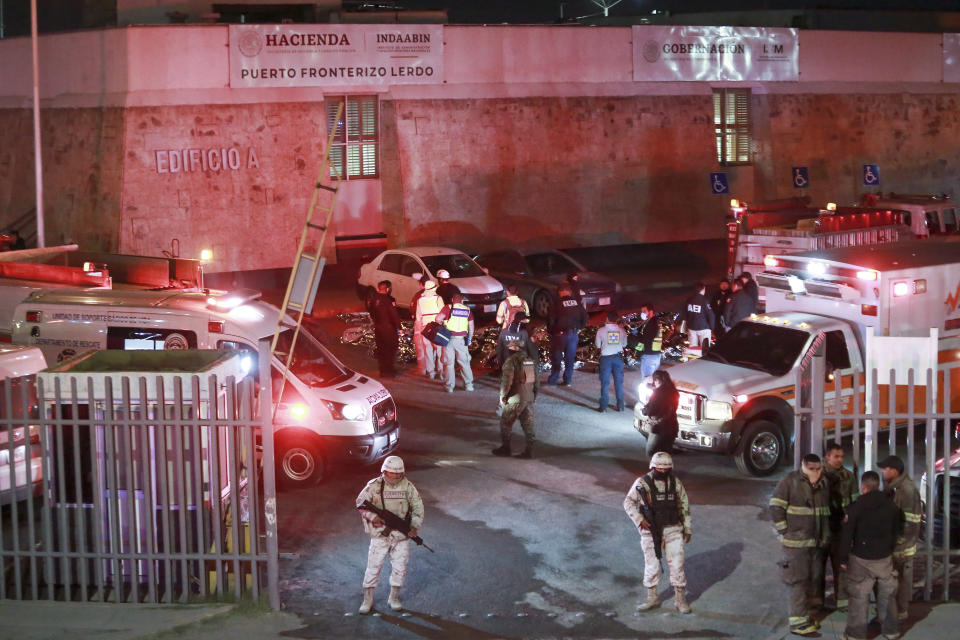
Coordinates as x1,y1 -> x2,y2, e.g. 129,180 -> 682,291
269,102 -> 344,415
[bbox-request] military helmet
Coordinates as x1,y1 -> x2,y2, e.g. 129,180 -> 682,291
649,451 -> 674,469
381,455 -> 405,474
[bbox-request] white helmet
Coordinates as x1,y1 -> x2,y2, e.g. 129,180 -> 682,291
649,452 -> 673,469
412,272 -> 423,282
381,455 -> 405,474
436,269 -> 450,279
423,280 -> 438,291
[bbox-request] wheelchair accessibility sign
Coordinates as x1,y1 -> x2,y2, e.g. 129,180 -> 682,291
862,164 -> 880,186
792,167 -> 809,189
710,172 -> 729,195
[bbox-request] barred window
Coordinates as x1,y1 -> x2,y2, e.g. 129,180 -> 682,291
326,95 -> 379,179
713,88 -> 751,166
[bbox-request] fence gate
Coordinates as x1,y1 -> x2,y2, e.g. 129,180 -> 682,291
796,342 -> 960,602
0,343 -> 279,607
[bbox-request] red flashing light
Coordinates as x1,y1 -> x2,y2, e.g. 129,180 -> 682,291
856,270 -> 878,281
208,321 -> 224,333
25,311 -> 42,323
892,282 -> 910,297
861,304 -> 878,316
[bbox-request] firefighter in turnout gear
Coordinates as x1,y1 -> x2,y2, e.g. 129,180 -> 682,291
820,442 -> 858,609
769,454 -> 831,636
623,452 -> 692,614
436,292 -> 475,392
878,455 -> 922,622
356,456 -> 424,614
493,341 -> 539,458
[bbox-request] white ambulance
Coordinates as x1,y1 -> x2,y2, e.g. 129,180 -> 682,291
635,240 -> 960,476
0,344 -> 47,504
7,288 -> 400,488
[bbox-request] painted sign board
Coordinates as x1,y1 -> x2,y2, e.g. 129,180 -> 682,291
229,24 -> 444,88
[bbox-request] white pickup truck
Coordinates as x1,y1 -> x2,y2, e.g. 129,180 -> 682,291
636,240 -> 960,476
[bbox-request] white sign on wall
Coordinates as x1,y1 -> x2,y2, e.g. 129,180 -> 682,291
229,24 -> 444,88
633,26 -> 799,82
944,34 -> 960,83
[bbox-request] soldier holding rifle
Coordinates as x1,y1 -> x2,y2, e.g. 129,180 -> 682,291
623,452 -> 693,614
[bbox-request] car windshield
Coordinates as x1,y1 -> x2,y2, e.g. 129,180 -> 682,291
273,328 -> 351,387
704,321 -> 810,377
525,252 -> 579,276
421,253 -> 486,278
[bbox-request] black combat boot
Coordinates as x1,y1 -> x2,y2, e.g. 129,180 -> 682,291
516,444 -> 533,459
492,441 -> 511,456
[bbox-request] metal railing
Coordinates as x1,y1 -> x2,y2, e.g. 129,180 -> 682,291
795,354 -> 960,601
0,357 -> 279,606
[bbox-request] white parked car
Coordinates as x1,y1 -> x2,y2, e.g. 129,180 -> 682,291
357,247 -> 505,315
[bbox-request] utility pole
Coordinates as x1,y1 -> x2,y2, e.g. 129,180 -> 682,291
31,0 -> 46,247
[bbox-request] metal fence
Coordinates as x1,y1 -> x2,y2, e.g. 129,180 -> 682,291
0,348 -> 279,607
795,345 -> 960,601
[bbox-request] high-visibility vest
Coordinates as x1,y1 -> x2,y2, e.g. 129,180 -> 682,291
416,294 -> 443,322
444,303 -> 471,334
498,295 -> 527,326
636,319 -> 662,353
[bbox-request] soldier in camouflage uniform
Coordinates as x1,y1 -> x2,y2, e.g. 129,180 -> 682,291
492,341 -> 539,459
769,453 -> 831,636
820,442 -> 858,609
355,456 -> 424,614
623,451 -> 693,614
878,455 -> 922,622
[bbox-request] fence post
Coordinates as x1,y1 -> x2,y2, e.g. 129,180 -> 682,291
258,338 -> 280,611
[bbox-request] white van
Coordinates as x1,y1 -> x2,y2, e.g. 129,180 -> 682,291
868,194 -> 959,238
0,344 -> 47,504
9,288 -> 399,487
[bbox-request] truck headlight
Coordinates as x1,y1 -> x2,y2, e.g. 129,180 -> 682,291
704,400 -> 733,421
324,400 -> 368,421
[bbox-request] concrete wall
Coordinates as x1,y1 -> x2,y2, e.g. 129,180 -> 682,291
1,25 -> 959,271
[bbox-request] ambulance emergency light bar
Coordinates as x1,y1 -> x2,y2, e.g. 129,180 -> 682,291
206,288 -> 262,311
763,254 -> 879,282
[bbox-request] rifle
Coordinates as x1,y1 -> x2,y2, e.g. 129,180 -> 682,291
357,499 -> 435,552
636,481 -> 665,570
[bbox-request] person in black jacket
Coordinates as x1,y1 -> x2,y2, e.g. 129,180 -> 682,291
676,283 -> 715,349
547,284 -> 588,386
723,280 -> 754,331
711,279 -> 731,333
838,470 -> 902,640
641,370 -> 679,457
738,272 -> 759,312
368,280 -> 402,378
496,312 -> 538,369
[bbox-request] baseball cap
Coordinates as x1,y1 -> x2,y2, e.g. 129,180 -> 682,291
877,455 -> 904,474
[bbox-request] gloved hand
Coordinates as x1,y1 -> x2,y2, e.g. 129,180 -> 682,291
639,520 -> 652,531
683,532 -> 692,544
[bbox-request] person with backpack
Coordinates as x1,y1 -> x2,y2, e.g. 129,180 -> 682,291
414,281 -> 443,379
496,311 -> 538,369
492,340 -> 539,459
496,285 -> 529,329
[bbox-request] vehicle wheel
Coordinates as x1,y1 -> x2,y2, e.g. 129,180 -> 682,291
276,438 -> 325,489
735,420 -> 784,477
532,290 -> 553,319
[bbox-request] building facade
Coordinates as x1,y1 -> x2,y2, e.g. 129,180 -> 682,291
1,25 -> 959,272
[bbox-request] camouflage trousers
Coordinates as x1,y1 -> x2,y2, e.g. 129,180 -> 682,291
362,534 -> 410,588
499,399 -> 535,446
640,524 -> 686,588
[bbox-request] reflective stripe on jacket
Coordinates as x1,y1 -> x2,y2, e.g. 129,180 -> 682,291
887,472 -> 922,557
769,470 -> 831,548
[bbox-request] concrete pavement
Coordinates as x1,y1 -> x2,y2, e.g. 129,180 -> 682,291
0,597 -> 957,639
